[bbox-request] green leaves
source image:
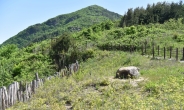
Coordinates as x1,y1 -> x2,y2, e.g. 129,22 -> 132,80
172,33 -> 184,42
0,43 -> 55,86
124,26 -> 137,35
104,21 -> 113,30
81,21 -> 114,41
51,33 -> 72,54
0,44 -> 18,59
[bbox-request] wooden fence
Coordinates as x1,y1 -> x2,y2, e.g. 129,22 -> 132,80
99,43 -> 184,61
0,61 -> 79,110
142,45 -> 184,61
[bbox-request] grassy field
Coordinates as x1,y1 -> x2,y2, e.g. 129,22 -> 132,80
8,50 -> 184,110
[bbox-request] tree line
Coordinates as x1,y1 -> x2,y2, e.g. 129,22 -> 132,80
120,1 -> 184,27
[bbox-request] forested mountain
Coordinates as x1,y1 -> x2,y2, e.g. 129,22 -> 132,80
120,1 -> 184,27
1,5 -> 121,48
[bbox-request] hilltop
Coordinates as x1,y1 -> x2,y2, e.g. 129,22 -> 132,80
1,5 -> 121,48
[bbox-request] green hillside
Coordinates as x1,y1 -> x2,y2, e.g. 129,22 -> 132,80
1,1 -> 184,109
1,16 -> 184,89
5,17 -> 184,110
1,5 -> 121,48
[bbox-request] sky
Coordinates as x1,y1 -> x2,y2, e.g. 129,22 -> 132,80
0,0 -> 179,44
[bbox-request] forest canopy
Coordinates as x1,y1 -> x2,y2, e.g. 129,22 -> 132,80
120,1 -> 184,27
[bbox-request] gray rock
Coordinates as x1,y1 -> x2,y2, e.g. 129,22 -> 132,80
116,66 -> 140,79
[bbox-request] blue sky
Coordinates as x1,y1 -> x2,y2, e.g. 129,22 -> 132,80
0,0 -> 178,44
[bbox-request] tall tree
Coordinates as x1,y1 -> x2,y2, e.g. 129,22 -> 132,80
133,7 -> 141,25
50,32 -> 72,70
126,8 -> 134,26
146,4 -> 154,23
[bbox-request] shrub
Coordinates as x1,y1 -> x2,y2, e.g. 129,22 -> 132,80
108,29 -> 125,39
99,79 -> 110,86
172,33 -> 184,42
82,49 -> 95,61
145,82 -> 159,96
124,26 -> 137,35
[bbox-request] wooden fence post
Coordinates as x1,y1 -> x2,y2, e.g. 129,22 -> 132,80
0,86 -> 8,110
142,45 -> 144,55
152,45 -> 155,58
0,61 -> 80,110
170,46 -> 172,59
133,45 -> 135,52
8,82 -> 19,106
164,47 -> 166,59
158,45 -> 159,56
176,48 -> 178,61
17,81 -> 23,102
23,83 -> 28,102
130,45 -> 131,53
182,47 -> 184,60
86,41 -> 88,48
111,44 -> 112,50
145,43 -> 147,54
32,80 -> 37,93
35,73 -> 39,81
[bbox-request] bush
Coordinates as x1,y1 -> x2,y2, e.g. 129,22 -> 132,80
82,49 -> 95,61
108,29 -> 125,39
51,33 -> 72,53
172,33 -> 184,42
124,26 -> 137,35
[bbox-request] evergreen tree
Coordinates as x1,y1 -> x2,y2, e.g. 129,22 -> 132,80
119,1 -> 184,27
126,8 -> 134,26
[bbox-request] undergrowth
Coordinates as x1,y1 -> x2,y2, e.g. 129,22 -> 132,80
8,51 -> 184,110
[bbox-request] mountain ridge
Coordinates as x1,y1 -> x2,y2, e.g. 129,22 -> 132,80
1,5 -> 122,48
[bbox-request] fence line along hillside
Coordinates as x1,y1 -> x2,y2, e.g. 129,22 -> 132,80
97,40 -> 184,61
142,45 -> 184,61
0,61 -> 79,110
